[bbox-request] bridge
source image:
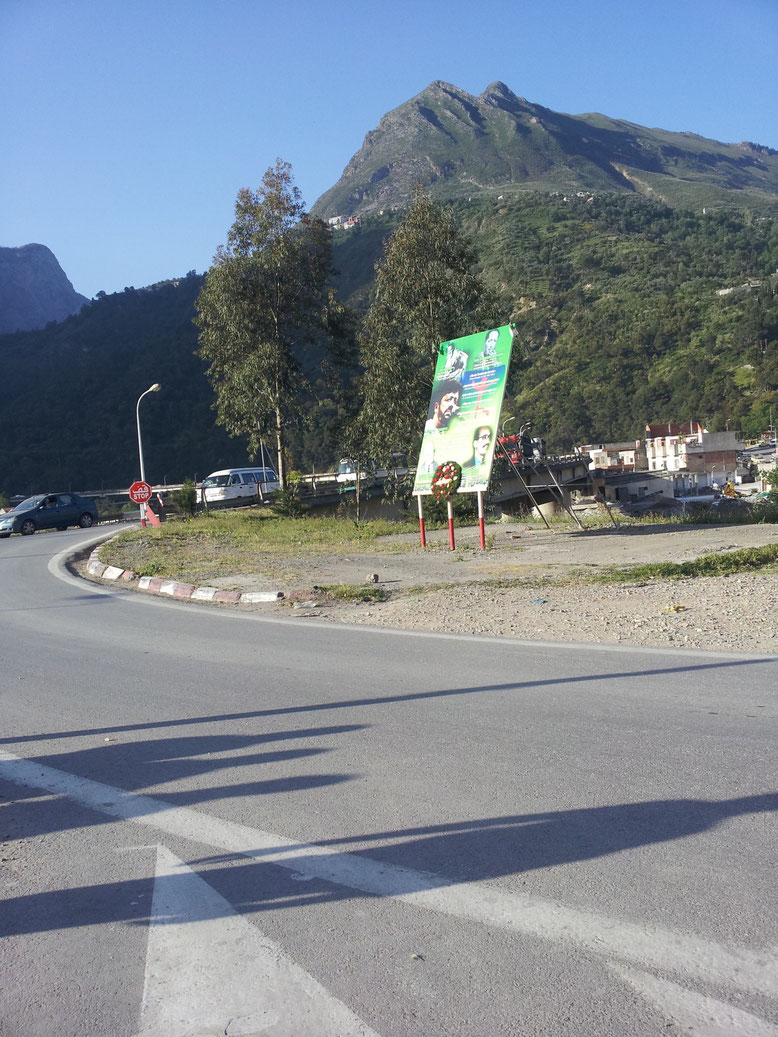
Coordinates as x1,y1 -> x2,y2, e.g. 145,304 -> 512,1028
74,453 -> 594,522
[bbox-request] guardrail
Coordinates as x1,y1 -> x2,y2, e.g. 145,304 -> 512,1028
294,468 -> 412,498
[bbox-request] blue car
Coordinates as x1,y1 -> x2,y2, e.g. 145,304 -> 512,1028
0,493 -> 98,537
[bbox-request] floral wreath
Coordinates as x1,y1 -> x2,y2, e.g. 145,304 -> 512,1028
431,460 -> 462,501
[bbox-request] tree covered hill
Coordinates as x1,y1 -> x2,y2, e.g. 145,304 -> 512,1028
1,195 -> 777,496
0,272 -> 354,498
332,194 -> 778,448
313,81 -> 778,220
472,193 -> 778,447
0,275 -> 243,497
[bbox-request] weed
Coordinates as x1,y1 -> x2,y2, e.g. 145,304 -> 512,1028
170,479 -> 198,518
318,583 -> 388,603
599,543 -> 778,582
268,489 -> 308,518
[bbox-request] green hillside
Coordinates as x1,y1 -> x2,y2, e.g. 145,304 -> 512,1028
467,194 -> 778,446
0,273 -> 354,497
332,193 -> 778,449
2,194 -> 777,496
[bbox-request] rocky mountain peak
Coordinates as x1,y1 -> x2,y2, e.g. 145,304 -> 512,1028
311,79 -> 778,220
0,244 -> 89,334
481,81 -> 519,101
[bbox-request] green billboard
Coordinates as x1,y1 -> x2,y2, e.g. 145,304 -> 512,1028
413,325 -> 514,495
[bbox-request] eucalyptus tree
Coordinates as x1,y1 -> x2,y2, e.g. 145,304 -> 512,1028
195,159 -> 342,486
356,189 -> 503,462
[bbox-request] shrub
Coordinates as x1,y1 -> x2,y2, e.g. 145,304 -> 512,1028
171,479 -> 198,518
269,488 -> 308,518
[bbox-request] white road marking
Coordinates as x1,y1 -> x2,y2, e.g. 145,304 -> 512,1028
136,845 -> 379,1037
2,750 -> 776,1012
612,965 -> 778,1036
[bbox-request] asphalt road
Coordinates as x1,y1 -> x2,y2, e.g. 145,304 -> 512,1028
1,528 -> 776,1036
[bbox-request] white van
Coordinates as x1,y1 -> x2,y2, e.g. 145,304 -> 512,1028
200,467 -> 280,505
336,458 -> 376,483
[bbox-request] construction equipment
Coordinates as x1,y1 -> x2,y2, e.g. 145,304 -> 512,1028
722,481 -> 745,499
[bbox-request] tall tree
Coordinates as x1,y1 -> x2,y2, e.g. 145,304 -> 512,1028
195,159 -> 342,485
356,189 -> 503,461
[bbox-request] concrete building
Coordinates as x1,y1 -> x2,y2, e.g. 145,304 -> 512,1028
580,440 -> 647,471
644,421 -> 742,485
598,470 -> 674,504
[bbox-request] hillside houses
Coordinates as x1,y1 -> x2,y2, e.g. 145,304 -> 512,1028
580,421 -> 746,503
644,422 -> 741,485
326,214 -> 362,230
579,440 -> 647,471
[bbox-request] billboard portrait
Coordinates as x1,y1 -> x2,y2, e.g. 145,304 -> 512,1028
413,325 -> 514,495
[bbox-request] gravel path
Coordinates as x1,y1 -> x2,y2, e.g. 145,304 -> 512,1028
230,521 -> 778,656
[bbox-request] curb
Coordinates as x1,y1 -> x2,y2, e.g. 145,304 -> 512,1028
86,545 -> 284,605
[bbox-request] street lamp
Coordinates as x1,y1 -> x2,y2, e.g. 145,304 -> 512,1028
136,383 -> 161,526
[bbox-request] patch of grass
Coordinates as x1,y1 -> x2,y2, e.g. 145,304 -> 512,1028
98,508 -> 778,592
599,543 -> 778,582
542,505 -> 778,530
679,503 -> 778,525
401,573 -> 569,598
318,583 -> 388,602
99,512 -> 420,582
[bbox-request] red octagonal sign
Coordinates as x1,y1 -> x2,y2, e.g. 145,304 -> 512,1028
129,480 -> 152,503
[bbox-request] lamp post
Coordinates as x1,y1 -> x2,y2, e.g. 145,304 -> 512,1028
136,383 -> 161,526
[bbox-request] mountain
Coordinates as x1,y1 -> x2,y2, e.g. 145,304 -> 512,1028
2,84 -> 777,495
312,81 -> 778,218
0,244 -> 90,333
0,275 -> 225,496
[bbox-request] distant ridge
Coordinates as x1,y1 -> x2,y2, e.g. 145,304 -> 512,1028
0,244 -> 89,334
312,81 -> 778,216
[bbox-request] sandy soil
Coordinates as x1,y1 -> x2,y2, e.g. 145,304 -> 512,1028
202,520 -> 778,655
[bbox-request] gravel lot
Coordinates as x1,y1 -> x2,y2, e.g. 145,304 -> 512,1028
214,520 -> 778,655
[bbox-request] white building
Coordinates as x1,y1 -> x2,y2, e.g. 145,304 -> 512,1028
644,421 -> 742,485
580,440 -> 646,471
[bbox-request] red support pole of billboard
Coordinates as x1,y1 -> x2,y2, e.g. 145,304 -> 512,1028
417,494 -> 427,548
447,499 -> 455,550
478,490 -> 485,550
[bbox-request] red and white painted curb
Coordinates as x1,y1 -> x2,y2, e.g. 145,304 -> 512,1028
86,547 -> 283,604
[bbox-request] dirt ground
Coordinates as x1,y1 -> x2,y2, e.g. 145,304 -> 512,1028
167,519 -> 778,655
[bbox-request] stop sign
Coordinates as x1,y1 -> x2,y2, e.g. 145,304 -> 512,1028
129,480 -> 152,503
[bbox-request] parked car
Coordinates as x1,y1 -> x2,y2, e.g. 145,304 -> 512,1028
0,493 -> 98,537
200,467 -> 280,505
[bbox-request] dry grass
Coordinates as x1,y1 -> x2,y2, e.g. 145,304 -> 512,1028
99,511 -> 418,580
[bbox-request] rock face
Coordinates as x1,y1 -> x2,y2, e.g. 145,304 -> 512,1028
312,80 -> 778,217
0,244 -> 89,333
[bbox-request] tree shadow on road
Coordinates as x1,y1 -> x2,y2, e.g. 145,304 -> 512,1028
3,654 -> 774,747
2,789 -> 775,936
2,650 -> 776,936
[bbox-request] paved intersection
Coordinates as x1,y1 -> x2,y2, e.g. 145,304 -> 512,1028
0,528 -> 776,1035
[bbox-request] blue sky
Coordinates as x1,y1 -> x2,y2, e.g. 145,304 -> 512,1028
3,0 -> 777,299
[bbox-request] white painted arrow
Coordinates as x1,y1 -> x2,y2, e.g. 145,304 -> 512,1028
136,845 -> 379,1037
2,751 -> 775,1029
